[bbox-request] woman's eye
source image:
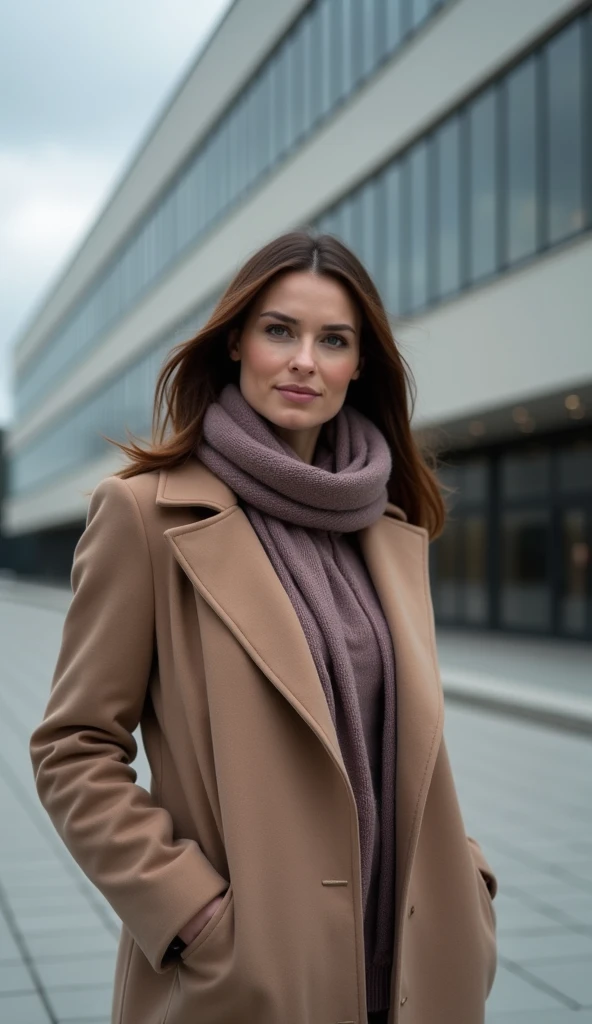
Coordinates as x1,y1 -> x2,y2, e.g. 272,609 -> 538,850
324,334 -> 347,348
266,324 -> 289,338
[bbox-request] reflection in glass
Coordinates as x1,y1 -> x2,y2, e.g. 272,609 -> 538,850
561,509 -> 590,635
408,141 -> 428,311
435,116 -> 461,297
468,88 -> 498,281
546,21 -> 584,244
506,57 -> 538,263
464,516 -> 489,624
500,510 -> 550,629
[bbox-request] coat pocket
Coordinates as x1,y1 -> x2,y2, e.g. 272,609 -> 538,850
179,884 -> 234,966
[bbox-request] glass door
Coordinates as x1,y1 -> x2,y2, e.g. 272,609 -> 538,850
560,505 -> 592,637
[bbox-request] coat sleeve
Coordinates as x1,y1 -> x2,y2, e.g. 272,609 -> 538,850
29,475 -> 228,973
466,834 -> 498,899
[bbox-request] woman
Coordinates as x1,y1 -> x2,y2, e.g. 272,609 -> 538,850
30,231 -> 498,1024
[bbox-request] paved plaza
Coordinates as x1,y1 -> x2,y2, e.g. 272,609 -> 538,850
0,582 -> 591,1022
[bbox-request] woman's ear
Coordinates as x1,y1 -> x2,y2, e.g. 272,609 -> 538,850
228,328 -> 240,361
351,354 -> 364,381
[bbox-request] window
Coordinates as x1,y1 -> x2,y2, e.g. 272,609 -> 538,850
257,62 -> 273,170
505,57 -> 538,264
318,0 -> 333,118
407,141 -> 429,311
289,20 -> 306,143
434,115 -> 461,297
384,163 -> 402,314
308,1 -> 325,127
411,0 -> 430,31
385,0 -> 403,53
501,510 -> 551,630
359,179 -> 378,278
360,0 -> 379,81
468,88 -> 498,281
328,0 -> 346,107
545,20 -> 585,244
243,85 -> 258,188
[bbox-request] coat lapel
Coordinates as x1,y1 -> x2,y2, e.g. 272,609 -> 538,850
157,460 -> 444,925
158,460 -> 343,768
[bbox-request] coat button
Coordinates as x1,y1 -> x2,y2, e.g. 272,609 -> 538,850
400,995 -> 408,1005
408,905 -> 415,917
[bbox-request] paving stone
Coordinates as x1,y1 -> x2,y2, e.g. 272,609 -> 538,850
34,953 -> 117,989
525,957 -> 592,1008
0,961 -> 36,993
501,930 -> 592,963
13,910 -> 108,935
0,930 -> 22,962
485,964 -> 572,1014
487,1011 -> 592,1023
26,929 -> 117,959
45,984 -> 113,1020
0,991 -> 52,1022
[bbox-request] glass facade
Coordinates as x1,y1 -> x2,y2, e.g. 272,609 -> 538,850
10,7 -> 592,508
430,432 -> 592,640
11,297 -> 218,497
15,0 -> 451,421
315,10 -> 591,309
430,459 -> 490,626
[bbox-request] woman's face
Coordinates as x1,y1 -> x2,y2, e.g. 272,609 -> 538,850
228,271 -> 362,459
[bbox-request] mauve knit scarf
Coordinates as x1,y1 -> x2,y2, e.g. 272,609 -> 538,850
197,382 -> 396,966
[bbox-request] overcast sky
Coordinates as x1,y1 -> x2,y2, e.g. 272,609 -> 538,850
0,0 -> 233,428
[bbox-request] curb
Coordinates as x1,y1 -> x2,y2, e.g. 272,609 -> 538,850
441,669 -> 592,738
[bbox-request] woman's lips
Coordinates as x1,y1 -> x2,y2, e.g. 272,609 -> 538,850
275,387 -> 319,404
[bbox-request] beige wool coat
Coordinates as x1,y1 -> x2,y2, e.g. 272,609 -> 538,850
29,458 -> 498,1024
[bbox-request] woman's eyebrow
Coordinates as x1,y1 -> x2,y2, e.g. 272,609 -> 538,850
259,310 -> 356,334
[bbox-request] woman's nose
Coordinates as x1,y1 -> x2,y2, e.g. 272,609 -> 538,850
289,343 -> 316,372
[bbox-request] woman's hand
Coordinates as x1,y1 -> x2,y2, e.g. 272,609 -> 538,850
177,890 -> 227,946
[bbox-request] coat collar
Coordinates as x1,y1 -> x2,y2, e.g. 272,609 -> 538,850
158,459 -> 443,930
156,457 -> 237,512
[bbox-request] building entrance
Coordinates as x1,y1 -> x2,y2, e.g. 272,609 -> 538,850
429,428 -> 592,641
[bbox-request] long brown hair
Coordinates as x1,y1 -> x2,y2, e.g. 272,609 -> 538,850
106,230 -> 447,538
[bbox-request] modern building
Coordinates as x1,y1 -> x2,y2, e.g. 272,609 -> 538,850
4,0 -> 592,639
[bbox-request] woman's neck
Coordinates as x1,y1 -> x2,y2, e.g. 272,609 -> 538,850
271,422 -> 322,465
